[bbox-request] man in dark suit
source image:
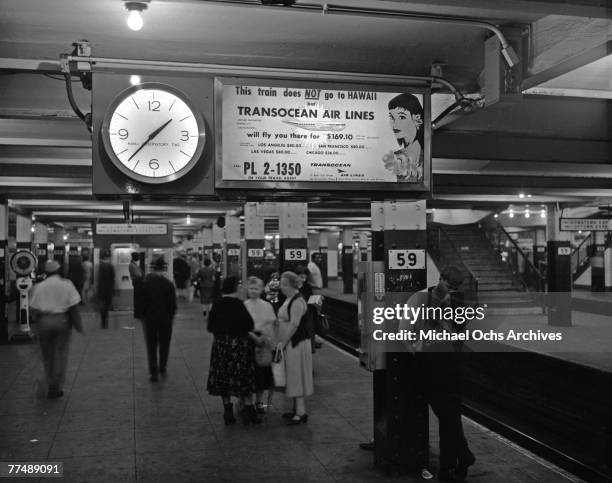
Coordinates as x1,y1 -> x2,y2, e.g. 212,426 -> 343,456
96,250 -> 115,329
141,257 -> 177,382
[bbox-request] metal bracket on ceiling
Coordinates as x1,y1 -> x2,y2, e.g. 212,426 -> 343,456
59,40 -> 93,133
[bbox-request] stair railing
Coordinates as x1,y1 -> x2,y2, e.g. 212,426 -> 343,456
428,224 -> 479,305
482,218 -> 546,293
571,233 -> 593,280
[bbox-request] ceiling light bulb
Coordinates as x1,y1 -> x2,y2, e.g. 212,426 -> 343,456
31,226 -> 36,233
509,212 -> 514,218
494,214 -> 498,218
519,193 -> 525,199
186,215 -> 191,225
127,10 -> 144,31
130,75 -> 141,85
63,234 -> 68,241
540,210 -> 546,219
525,210 -> 530,218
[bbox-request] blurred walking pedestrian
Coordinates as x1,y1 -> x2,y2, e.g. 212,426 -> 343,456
129,252 -> 145,320
29,260 -> 84,399
195,258 -> 216,317
96,250 -> 115,329
81,255 -> 93,303
141,257 -> 177,382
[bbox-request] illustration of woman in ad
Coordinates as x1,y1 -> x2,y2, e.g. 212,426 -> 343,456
382,93 -> 424,182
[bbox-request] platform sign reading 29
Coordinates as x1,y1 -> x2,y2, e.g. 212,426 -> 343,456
388,249 -> 426,270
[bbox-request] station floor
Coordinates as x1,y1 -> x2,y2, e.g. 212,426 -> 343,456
1,301 -> 583,483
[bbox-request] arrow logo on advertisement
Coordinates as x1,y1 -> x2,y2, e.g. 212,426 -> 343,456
338,169 -> 346,173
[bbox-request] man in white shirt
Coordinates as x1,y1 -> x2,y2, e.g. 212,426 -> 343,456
30,260 -> 83,399
307,252 -> 323,289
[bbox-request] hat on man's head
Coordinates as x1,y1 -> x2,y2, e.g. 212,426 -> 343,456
440,265 -> 465,288
44,260 -> 61,274
152,257 -> 166,271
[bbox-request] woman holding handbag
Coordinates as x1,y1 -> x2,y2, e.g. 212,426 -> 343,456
244,276 -> 277,414
207,276 -> 260,425
277,271 -> 313,425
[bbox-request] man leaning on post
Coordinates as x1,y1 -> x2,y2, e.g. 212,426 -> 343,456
30,260 -> 84,399
400,265 -> 476,483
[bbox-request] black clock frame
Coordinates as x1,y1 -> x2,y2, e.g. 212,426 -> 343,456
100,82 -> 207,185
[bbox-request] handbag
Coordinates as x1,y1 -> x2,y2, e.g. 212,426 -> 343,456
271,342 -> 286,388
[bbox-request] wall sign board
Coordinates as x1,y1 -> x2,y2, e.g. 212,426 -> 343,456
215,78 -> 431,195
560,218 -> 612,232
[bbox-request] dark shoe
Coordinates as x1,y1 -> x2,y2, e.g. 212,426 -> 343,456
223,403 -> 236,425
159,367 -> 167,376
287,413 -> 308,425
359,440 -> 375,451
149,373 -> 159,382
438,468 -> 464,482
47,390 -> 64,399
282,412 -> 295,420
241,405 -> 262,425
456,451 -> 476,479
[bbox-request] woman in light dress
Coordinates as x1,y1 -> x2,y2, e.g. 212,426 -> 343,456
276,271 -> 313,424
244,276 -> 277,413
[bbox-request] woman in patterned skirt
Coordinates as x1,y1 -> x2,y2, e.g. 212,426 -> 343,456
207,276 -> 260,425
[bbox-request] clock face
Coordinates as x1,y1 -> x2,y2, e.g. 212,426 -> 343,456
101,83 -> 206,184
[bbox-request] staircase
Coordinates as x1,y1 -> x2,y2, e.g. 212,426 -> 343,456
430,223 -> 544,314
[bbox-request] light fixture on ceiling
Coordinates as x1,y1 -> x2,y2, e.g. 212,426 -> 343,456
540,210 -> 546,219
130,75 -> 141,85
494,213 -> 498,218
509,209 -> 514,219
524,208 -> 530,219
124,1 -> 150,31
186,215 -> 191,225
63,234 -> 69,241
30,226 -> 35,233
518,193 -> 525,199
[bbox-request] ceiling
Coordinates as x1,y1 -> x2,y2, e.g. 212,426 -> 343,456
1,0 -> 611,236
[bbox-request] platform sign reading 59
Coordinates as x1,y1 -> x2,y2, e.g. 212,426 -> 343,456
388,249 -> 426,270
285,248 -> 307,261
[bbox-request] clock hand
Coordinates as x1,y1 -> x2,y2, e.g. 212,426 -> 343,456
127,118 -> 173,162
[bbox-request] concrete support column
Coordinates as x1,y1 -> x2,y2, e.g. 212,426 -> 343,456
244,203 -> 265,281
202,227 -> 213,261
358,232 -> 369,262
212,224 -> 224,278
279,203 -> 308,273
15,215 -> 32,250
0,203 -> 8,344
327,232 -> 339,280
545,205 -> 571,326
34,222 -> 49,274
225,214 -> 241,278
319,232 -> 329,288
341,228 -> 354,294
53,227 -> 66,276
591,231 -> 606,292
368,200 -> 428,469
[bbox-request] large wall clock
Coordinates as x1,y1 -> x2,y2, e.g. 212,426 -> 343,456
100,83 -> 206,184
92,72 -> 215,198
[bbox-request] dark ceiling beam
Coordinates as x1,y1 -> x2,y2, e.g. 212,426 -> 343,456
382,0 -> 611,19
433,131 -> 611,163
523,40 -> 612,90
